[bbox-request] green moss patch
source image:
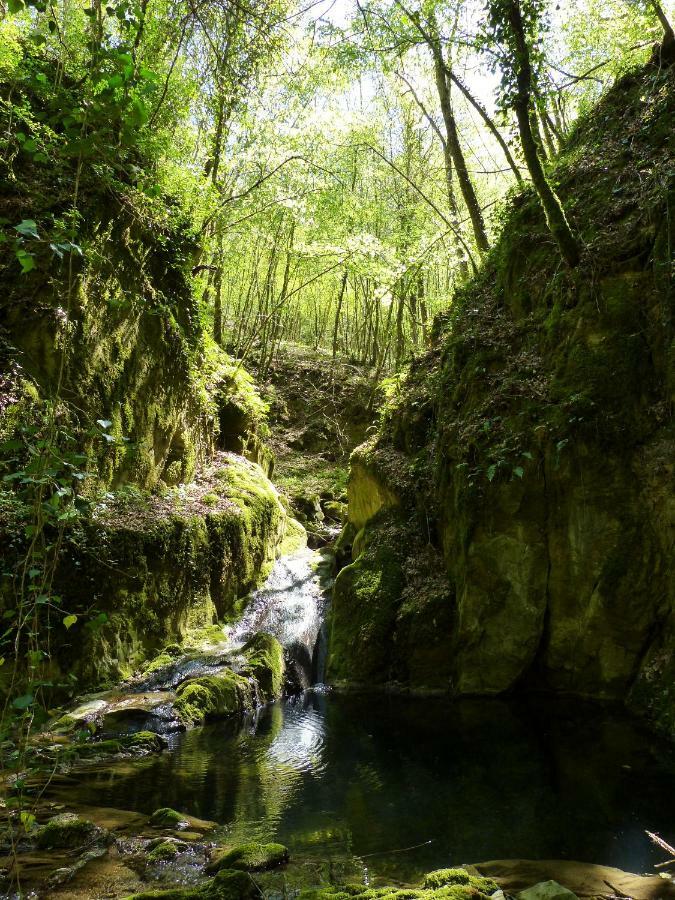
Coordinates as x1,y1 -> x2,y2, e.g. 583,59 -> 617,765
207,841 -> 289,873
174,671 -> 254,727
243,633 -> 285,700
35,813 -> 104,849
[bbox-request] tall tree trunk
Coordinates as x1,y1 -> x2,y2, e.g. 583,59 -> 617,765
431,42 -> 490,255
506,0 -> 580,268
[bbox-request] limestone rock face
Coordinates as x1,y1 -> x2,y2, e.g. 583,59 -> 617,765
328,62 -> 675,739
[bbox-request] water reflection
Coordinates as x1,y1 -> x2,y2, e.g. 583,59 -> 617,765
55,693 -> 675,882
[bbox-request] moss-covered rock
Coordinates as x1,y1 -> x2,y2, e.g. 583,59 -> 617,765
124,868 -> 260,900
174,671 -> 254,727
147,840 -> 180,862
242,633 -> 285,700
149,808 -> 190,828
329,62 -> 675,736
207,841 -> 289,873
423,870 -> 498,894
35,813 -> 104,849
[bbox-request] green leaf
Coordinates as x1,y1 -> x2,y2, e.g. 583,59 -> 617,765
513,466 -> 524,479
12,693 -> 34,709
486,464 -> 497,482
7,0 -> 25,13
14,219 -> 38,238
63,614 -> 78,630
20,811 -> 37,833
16,250 -> 36,274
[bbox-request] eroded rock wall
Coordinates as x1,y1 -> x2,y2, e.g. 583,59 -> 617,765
328,62 -> 675,737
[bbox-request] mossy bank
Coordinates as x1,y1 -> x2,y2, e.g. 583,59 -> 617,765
328,61 -> 675,737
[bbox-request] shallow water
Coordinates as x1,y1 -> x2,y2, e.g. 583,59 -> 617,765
53,691 -> 675,883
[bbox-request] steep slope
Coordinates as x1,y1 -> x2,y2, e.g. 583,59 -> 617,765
328,60 -> 675,736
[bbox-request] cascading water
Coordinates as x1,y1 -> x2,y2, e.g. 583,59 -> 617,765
229,546 -> 334,690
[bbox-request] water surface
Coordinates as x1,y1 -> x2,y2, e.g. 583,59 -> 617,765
57,692 -> 675,883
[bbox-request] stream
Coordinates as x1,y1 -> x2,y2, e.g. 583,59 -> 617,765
41,548 -> 675,887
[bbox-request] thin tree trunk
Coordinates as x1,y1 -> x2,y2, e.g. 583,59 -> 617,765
506,0 -> 580,268
431,45 -> 490,255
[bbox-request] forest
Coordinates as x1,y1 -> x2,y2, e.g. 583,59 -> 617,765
0,0 -> 674,896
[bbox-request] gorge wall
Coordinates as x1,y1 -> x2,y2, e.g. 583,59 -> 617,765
0,103 -> 294,693
328,61 -> 675,738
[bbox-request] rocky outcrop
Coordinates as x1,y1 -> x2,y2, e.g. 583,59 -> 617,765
328,63 -> 675,737
0,126 -> 293,698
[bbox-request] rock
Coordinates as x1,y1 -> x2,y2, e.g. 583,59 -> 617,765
148,808 -> 217,833
35,813 -> 106,850
322,500 -> 347,523
149,808 -> 190,828
173,670 -> 254,727
124,867 -> 259,899
292,494 -> 324,525
147,840 -> 179,862
206,841 -> 289,873
424,868 -> 499,894
518,882 -> 579,900
242,633 -> 285,700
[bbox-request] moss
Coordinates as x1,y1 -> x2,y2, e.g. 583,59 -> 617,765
35,813 -> 102,849
423,870 -> 498,894
149,808 -> 189,828
143,644 -> 183,675
278,516 -> 307,555
207,841 -> 289,873
125,731 -> 167,753
243,633 -> 285,700
174,670 -> 253,726
124,868 -> 259,900
327,513 -> 406,685
147,840 -> 179,862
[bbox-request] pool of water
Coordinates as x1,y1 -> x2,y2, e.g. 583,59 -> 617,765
58,691 -> 675,883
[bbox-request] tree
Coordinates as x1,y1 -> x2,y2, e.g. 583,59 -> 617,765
485,0 -> 581,267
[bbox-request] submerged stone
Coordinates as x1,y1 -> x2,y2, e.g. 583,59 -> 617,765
518,883 -> 579,900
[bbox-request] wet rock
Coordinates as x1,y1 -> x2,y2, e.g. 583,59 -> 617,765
518,882 -> 579,900
173,671 -> 254,727
147,840 -> 180,862
124,867 -> 260,899
149,808 -> 217,834
35,812 -> 107,850
242,633 -> 285,700
206,841 -> 289,873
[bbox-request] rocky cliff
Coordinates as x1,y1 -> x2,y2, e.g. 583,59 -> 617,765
0,80 -> 294,694
328,61 -> 675,737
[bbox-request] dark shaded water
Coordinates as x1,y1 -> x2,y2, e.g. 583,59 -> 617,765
61,692 -> 675,883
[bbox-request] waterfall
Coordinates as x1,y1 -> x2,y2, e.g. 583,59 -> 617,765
229,547 -> 333,690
